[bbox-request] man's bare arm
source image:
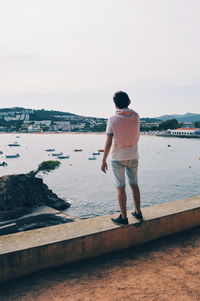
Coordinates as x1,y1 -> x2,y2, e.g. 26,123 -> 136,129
101,135 -> 113,173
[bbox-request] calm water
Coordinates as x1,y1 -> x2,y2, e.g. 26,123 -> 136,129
0,133 -> 199,218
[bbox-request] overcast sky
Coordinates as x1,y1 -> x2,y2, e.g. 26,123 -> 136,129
0,0 -> 199,117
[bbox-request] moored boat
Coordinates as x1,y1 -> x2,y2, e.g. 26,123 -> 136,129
45,149 -> 55,152
88,157 -> 97,160
8,143 -> 20,147
0,162 -> 7,166
6,154 -> 20,158
74,149 -> 83,152
57,155 -> 70,159
98,149 -> 104,152
52,152 -> 63,156
93,152 -> 100,155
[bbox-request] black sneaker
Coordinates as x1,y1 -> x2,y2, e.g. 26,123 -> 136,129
132,210 -> 144,221
111,214 -> 128,226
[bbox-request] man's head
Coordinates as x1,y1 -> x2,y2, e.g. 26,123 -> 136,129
113,91 -> 130,109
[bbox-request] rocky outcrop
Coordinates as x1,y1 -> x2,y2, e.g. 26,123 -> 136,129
0,173 -> 71,221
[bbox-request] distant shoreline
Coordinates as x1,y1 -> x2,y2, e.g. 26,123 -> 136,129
0,131 -> 105,135
1,132 -> 200,139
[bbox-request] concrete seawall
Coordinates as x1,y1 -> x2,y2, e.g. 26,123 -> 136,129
0,196 -> 200,283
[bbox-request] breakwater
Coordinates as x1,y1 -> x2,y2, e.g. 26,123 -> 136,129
0,196 -> 200,283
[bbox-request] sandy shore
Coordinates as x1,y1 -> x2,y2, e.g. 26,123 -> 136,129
1,226 -> 200,301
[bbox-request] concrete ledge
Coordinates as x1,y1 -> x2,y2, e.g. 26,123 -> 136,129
0,196 -> 200,283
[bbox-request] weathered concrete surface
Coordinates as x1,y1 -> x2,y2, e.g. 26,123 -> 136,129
0,196 -> 200,283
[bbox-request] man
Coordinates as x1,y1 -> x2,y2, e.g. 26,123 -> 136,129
101,91 -> 143,226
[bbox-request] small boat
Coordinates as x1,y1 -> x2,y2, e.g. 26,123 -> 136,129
74,149 -> 83,152
93,152 -> 100,155
57,155 -> 70,159
88,157 -> 97,160
0,151 -> 3,154
6,154 -> 20,158
8,143 -> 20,147
52,152 -> 63,156
0,162 -> 7,166
16,136 -> 20,138
98,149 -> 104,152
45,149 -> 55,152
167,144 -> 171,147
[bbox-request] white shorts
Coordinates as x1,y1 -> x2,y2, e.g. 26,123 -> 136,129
111,159 -> 138,187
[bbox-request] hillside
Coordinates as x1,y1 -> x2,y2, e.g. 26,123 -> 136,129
0,107 -> 107,132
0,107 -> 106,121
156,113 -> 200,122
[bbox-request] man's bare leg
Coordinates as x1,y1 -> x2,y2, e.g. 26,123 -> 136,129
130,184 -> 141,213
117,186 -> 127,218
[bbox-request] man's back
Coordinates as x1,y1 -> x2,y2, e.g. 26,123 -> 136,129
106,108 -> 140,161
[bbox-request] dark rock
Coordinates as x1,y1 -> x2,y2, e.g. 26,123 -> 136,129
0,223 -> 18,235
17,213 -> 74,232
0,213 -> 74,234
0,207 -> 32,220
0,174 -> 71,221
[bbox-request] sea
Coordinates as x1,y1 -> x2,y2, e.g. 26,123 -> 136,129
0,133 -> 199,218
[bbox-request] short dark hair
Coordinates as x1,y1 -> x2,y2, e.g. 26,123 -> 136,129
113,91 -> 130,109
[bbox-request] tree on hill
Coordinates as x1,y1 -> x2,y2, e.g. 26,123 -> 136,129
29,109 -> 76,121
194,121 -> 200,128
159,119 -> 179,130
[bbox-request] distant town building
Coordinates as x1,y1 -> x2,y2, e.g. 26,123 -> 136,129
167,128 -> 200,136
181,122 -> 195,127
50,121 -> 70,131
140,121 -> 160,129
4,116 -> 16,121
0,126 -> 5,131
27,125 -> 41,132
34,120 -> 51,126
70,123 -> 86,130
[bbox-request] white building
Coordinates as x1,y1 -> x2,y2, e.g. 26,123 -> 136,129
27,125 -> 41,132
70,123 -> 85,130
4,116 -> 16,121
168,128 -> 200,136
50,121 -> 70,131
182,122 -> 195,127
34,120 -> 51,126
140,121 -> 160,128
